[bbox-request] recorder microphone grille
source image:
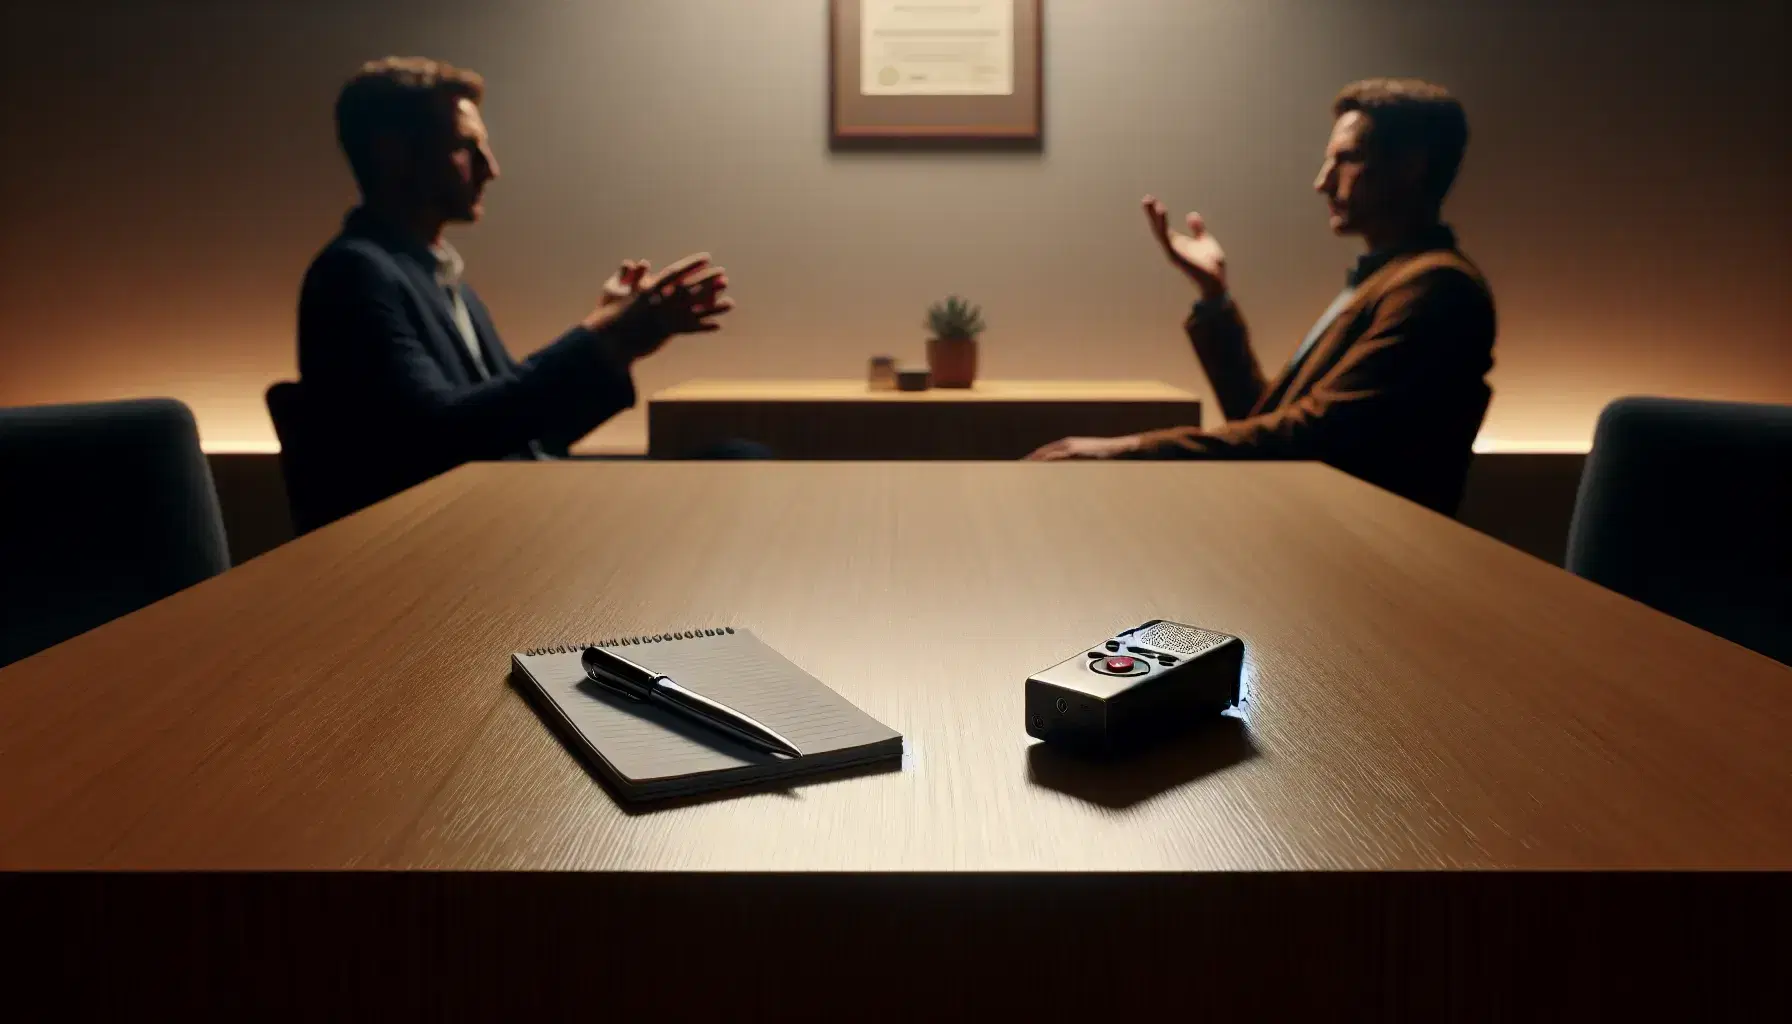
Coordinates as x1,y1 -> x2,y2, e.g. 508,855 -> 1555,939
1134,622 -> 1231,657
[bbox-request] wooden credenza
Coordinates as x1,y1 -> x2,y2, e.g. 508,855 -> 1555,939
647,378 -> 1203,458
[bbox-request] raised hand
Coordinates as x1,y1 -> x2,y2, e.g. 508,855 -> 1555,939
636,252 -> 733,335
1143,195 -> 1227,299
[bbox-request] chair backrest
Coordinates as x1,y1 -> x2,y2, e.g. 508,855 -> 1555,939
1444,384 -> 1494,519
1566,396 -> 1792,665
265,381 -> 328,536
0,398 -> 230,668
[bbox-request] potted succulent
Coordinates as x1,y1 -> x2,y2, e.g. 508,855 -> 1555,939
924,295 -> 985,389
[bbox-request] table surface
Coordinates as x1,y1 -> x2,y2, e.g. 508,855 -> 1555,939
651,378 -> 1200,403
2,462 -> 1787,870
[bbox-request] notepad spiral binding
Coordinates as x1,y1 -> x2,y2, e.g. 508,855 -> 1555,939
520,627 -> 736,657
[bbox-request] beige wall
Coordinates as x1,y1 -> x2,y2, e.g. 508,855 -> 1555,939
2,0 -> 1787,452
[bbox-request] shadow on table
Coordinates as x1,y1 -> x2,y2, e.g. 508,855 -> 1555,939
1025,715 -> 1258,810
615,758 -> 904,816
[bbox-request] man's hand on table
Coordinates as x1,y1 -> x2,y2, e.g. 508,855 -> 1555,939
1024,434 -> 1146,461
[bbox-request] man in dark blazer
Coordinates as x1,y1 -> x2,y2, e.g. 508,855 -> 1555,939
294,57 -> 735,528
1028,79 -> 1496,517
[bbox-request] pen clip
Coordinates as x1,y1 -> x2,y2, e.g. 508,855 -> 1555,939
580,646 -> 654,702
587,672 -> 645,702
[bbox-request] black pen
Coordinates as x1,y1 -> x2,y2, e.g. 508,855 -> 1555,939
581,646 -> 803,758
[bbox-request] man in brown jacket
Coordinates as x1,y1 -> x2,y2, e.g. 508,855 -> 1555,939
1028,79 -> 1496,516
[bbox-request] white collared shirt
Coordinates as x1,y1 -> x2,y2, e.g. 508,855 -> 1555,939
429,239 -> 550,460
429,241 -> 492,380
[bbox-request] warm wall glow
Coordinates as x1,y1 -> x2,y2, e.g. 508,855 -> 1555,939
199,434 -> 1594,457
203,440 -> 282,455
1471,439 -> 1592,455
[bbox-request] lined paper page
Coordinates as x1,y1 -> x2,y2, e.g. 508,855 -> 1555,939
513,630 -> 900,788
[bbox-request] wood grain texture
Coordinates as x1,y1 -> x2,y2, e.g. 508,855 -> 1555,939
647,378 -> 1203,458
1,461 -> 1788,870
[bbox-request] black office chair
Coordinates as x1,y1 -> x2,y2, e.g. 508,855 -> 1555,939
266,381 -> 329,536
1565,396 -> 1792,665
0,398 -> 231,668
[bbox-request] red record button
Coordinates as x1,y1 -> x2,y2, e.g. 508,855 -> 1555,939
1104,656 -> 1136,672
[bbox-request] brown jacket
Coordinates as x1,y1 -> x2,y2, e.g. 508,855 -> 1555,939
1134,245 -> 1496,515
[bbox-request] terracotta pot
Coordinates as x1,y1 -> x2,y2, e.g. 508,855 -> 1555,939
925,336 -> 979,388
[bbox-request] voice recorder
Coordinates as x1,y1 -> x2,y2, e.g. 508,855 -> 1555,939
1025,619 -> 1244,754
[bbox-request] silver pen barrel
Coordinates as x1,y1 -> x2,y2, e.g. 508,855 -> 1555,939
651,678 -> 802,758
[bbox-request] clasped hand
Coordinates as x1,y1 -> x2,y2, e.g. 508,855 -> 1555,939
584,252 -> 734,360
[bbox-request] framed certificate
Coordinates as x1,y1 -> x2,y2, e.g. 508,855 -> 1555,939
830,0 -> 1044,147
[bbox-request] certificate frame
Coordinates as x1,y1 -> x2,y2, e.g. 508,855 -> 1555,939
829,0 -> 1044,148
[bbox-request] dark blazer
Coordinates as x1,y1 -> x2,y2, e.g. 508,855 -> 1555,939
295,209 -> 637,525
1136,245 -> 1497,515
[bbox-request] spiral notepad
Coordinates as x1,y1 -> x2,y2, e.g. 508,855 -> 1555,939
510,627 -> 902,802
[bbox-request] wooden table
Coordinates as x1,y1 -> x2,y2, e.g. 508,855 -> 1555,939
647,378 -> 1202,458
3,462 -> 1786,1017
